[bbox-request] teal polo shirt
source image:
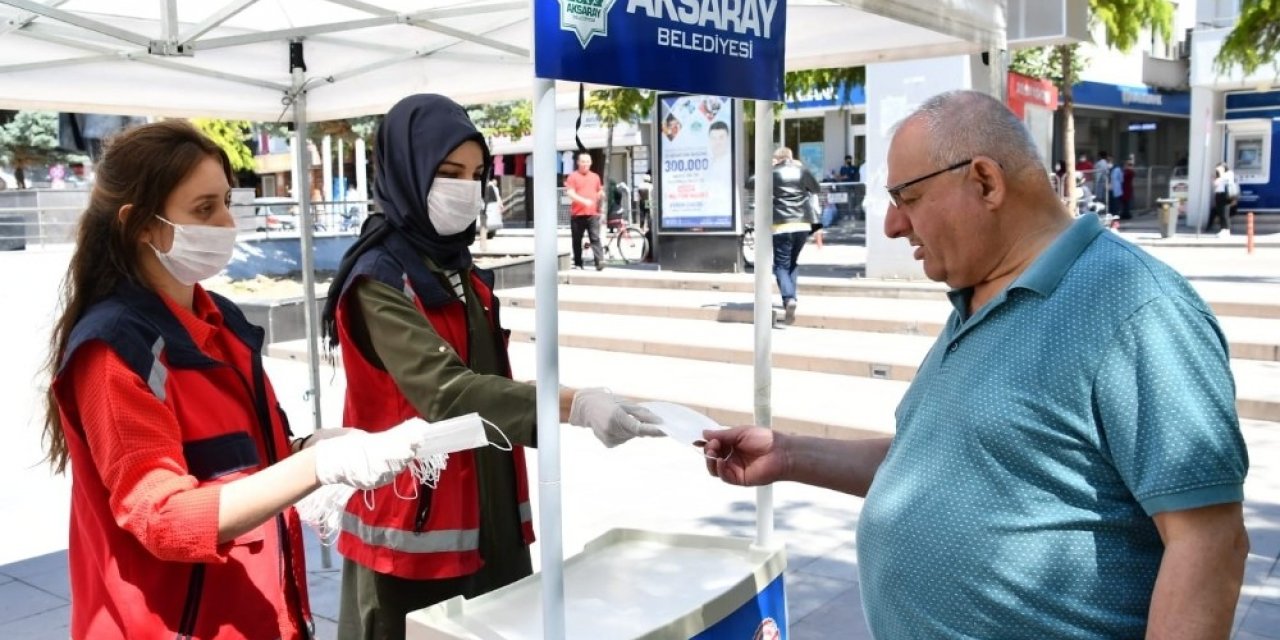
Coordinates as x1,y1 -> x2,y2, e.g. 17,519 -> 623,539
856,214 -> 1248,639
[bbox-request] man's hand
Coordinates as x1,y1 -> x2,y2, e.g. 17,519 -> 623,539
702,426 -> 789,486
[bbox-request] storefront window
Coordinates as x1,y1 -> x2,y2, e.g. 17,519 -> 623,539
783,116 -> 824,151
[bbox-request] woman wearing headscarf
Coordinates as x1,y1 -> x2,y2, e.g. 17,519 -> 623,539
321,94 -> 662,639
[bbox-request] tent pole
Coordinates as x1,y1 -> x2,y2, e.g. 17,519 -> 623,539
753,98 -> 775,549
533,75 -> 566,640
290,43 -> 325,465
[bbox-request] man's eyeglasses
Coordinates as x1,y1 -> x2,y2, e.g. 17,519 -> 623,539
886,159 -> 973,208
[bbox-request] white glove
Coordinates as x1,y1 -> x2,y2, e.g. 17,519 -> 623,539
569,388 -> 665,448
313,420 -> 430,489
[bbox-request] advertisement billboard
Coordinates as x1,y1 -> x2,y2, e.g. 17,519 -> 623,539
656,94 -> 736,231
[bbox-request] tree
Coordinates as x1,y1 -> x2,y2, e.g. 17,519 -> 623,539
467,100 -> 533,142
190,118 -> 255,172
1011,0 -> 1173,211
258,115 -> 381,152
585,88 -> 654,215
784,67 -> 865,106
0,111 -> 63,188
1215,0 -> 1280,77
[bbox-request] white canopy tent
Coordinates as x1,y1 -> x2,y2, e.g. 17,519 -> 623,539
1,1 -> 1004,636
0,1 -> 1004,119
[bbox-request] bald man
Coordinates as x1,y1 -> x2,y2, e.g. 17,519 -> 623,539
703,90 -> 1248,639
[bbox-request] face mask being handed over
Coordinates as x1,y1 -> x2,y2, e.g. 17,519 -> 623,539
427,177 -> 482,236
150,216 -> 238,285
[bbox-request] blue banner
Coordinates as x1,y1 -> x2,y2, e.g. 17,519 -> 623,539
533,0 -> 786,101
691,575 -> 788,639
1072,81 -> 1190,117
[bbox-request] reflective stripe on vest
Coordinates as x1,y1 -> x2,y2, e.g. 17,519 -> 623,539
340,512 -> 480,553
148,337 -> 168,400
401,274 -> 416,302
519,501 -> 531,523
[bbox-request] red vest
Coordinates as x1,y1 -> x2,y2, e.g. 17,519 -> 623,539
54,283 -> 312,639
335,244 -> 534,579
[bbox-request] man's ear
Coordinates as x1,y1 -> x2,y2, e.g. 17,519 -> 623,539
971,156 -> 1006,210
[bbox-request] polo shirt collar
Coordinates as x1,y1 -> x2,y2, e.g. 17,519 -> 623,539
945,213 -> 1104,319
1010,213 -> 1105,297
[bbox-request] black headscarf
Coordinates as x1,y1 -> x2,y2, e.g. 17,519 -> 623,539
321,94 -> 490,348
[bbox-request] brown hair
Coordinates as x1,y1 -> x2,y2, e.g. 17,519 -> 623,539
42,120 -> 233,473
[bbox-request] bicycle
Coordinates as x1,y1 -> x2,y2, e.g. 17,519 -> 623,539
582,216 -> 649,265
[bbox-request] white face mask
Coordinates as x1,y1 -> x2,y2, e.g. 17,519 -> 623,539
427,177 -> 482,236
384,412 -> 511,504
149,216 -> 238,285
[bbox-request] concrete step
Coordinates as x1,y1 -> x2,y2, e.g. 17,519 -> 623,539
494,306 -> 1280,423
559,268 -> 948,300
501,306 -> 930,382
555,269 -> 1280,320
1235,360 -> 1280,423
501,285 -> 1280,362
503,285 -> 951,335
266,339 -> 904,440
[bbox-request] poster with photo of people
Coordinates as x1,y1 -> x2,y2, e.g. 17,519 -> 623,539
657,93 -> 736,230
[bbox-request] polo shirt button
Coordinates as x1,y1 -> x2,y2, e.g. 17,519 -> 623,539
948,342 -> 960,353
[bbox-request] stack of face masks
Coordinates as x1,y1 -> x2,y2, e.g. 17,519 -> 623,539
294,413 -> 510,545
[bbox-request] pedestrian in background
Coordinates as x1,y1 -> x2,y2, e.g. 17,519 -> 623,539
1205,162 -> 1233,234
704,90 -> 1248,639
566,152 -> 605,270
749,147 -> 821,325
1121,158 -> 1136,220
1110,161 -> 1125,217
838,154 -> 860,182
1093,150 -> 1112,200
43,121 -> 433,640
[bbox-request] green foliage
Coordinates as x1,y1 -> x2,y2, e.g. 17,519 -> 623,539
784,67 -> 865,105
1012,0 -> 1172,87
0,111 -> 64,173
1215,0 -> 1280,76
584,88 -> 653,130
1010,45 -> 1087,86
190,118 -> 255,172
258,116 -> 381,152
1091,0 -> 1173,52
467,100 -> 533,141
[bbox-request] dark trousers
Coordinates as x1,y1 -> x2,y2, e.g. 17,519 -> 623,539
570,214 -> 603,267
773,230 -> 808,303
1205,192 -> 1230,232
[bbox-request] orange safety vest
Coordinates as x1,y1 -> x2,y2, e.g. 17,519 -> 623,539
334,239 -> 534,580
55,282 -> 312,639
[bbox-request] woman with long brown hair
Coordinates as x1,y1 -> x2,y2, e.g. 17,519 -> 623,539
44,120 -> 432,640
